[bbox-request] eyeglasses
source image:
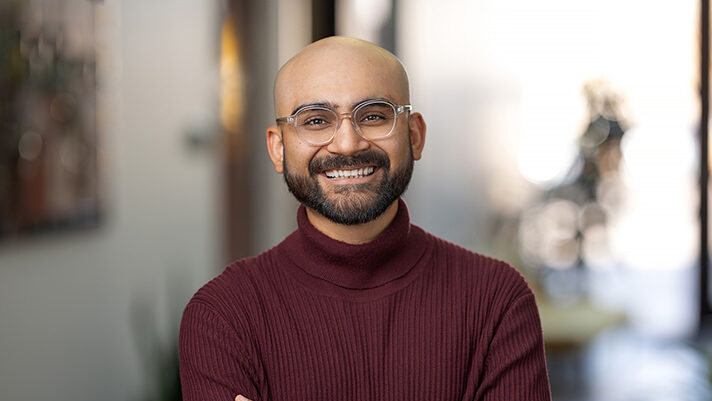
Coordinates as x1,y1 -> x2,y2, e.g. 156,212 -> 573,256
276,99 -> 412,146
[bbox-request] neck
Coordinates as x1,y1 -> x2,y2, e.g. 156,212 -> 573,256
280,197 -> 429,297
305,200 -> 399,245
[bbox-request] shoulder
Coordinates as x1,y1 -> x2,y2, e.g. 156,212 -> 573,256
420,226 -> 534,305
183,238 -> 291,322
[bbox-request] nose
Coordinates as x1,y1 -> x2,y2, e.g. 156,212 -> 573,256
325,113 -> 370,155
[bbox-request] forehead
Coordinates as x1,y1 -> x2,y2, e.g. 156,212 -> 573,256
275,47 -> 406,115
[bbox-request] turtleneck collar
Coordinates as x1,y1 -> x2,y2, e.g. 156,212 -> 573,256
278,198 -> 431,299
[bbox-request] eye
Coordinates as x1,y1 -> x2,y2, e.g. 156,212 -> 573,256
355,102 -> 394,126
362,113 -> 385,122
297,109 -> 335,130
303,117 -> 327,126
358,112 -> 390,127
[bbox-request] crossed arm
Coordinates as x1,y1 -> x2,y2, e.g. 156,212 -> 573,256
182,284 -> 550,401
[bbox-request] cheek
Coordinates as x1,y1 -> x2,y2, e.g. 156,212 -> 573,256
382,137 -> 413,167
283,144 -> 320,174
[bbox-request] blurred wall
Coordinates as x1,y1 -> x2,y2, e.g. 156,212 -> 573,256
243,0 -> 310,255
0,1 -> 223,400
397,0 -> 508,250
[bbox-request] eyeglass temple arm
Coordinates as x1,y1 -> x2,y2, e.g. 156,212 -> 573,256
397,105 -> 413,114
275,116 -> 295,124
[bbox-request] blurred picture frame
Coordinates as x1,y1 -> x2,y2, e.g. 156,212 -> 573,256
0,0 -> 101,241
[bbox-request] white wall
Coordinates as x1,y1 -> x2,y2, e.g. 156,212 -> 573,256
0,1 -> 222,400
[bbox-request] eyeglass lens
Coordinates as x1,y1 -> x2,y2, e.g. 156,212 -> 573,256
295,102 -> 396,144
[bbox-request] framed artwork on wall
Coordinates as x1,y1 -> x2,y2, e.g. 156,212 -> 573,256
0,0 -> 101,241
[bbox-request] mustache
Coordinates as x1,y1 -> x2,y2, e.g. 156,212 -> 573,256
308,150 -> 390,175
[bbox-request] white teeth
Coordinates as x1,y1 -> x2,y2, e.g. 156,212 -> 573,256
324,166 -> 375,179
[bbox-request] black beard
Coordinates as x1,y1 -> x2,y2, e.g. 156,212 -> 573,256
283,149 -> 414,225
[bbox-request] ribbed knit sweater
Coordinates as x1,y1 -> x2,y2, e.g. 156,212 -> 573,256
179,199 -> 551,401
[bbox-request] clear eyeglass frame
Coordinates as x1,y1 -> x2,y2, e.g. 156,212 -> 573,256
275,98 -> 412,146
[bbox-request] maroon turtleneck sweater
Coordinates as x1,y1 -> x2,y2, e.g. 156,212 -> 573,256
179,199 -> 551,401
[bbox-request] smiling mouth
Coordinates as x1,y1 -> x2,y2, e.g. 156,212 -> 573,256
323,166 -> 376,179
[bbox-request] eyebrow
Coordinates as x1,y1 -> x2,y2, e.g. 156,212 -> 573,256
290,101 -> 334,116
289,97 -> 393,116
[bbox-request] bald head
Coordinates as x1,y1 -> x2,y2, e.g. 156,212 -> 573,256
273,36 -> 410,117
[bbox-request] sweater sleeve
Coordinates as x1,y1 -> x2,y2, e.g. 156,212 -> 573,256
179,301 -> 262,401
474,292 -> 552,401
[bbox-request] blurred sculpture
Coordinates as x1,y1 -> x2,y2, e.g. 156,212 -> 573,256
518,79 -> 629,301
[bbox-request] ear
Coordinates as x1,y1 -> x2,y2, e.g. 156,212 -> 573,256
408,112 -> 426,160
266,125 -> 284,174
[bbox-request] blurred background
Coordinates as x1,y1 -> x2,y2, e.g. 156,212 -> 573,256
0,0 -> 709,400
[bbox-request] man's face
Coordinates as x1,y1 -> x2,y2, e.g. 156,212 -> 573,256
271,44 -> 421,225
283,132 -> 414,225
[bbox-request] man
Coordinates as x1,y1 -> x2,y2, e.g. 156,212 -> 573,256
179,36 -> 551,401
